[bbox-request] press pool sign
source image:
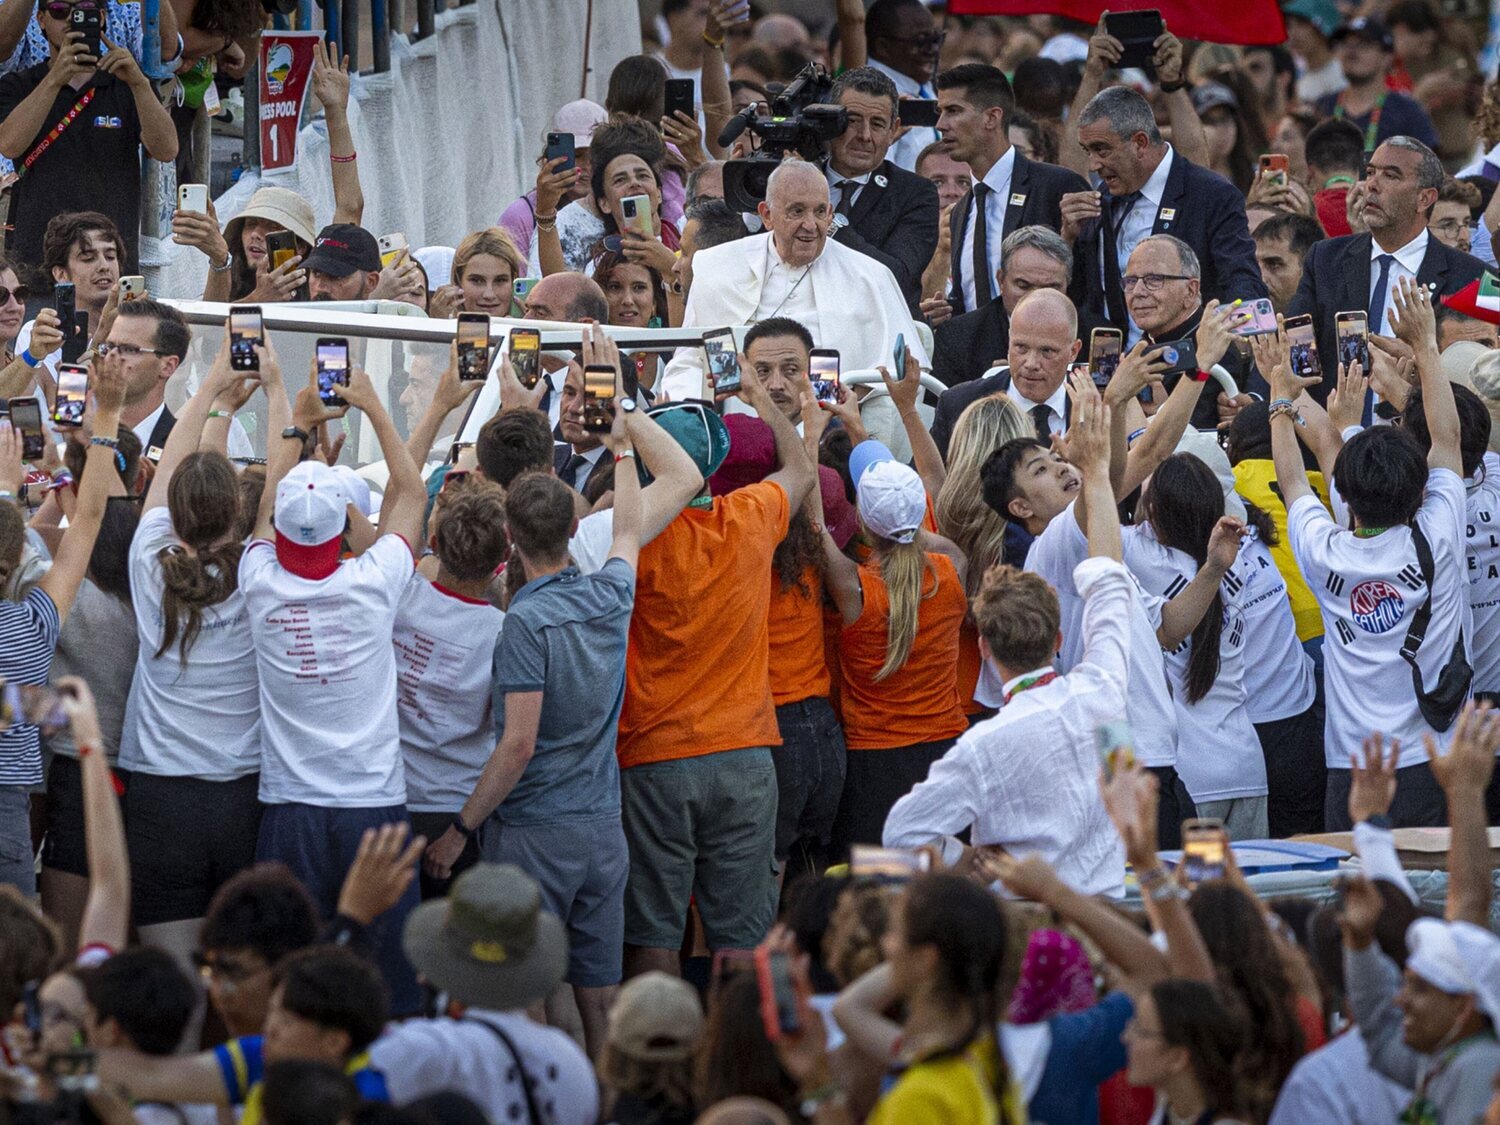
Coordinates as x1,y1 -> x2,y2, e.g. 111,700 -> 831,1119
259,31 -> 322,172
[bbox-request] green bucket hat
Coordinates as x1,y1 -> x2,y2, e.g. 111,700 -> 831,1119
639,403 -> 731,484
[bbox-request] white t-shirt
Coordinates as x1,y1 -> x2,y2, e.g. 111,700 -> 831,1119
1025,502 -> 1178,768
393,574 -> 504,813
569,509 -> 613,575
239,534 -> 415,806
1465,452 -> 1500,696
118,507 -> 261,780
525,201 -> 604,277
1268,1027 -> 1408,1125
368,1010 -> 598,1125
1122,523 -> 1267,803
1231,531 -> 1317,724
1288,468 -> 1470,769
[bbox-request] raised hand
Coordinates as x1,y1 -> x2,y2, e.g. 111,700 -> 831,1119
1349,731 -> 1400,825
1424,701 -> 1500,797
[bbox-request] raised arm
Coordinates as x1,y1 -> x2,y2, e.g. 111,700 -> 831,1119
1388,277 -> 1459,475
1156,517 -> 1243,650
533,159 -> 580,278
0,37 -> 94,158
253,341 -> 307,542
36,349 -> 129,623
403,342 -> 480,468
340,369 -> 423,548
1061,16 -> 1117,175
1153,29 -> 1207,168
700,0 -> 742,159
144,335 -> 249,512
881,350 -> 946,501
0,0 -> 36,66
585,325 -> 642,568
1423,703 -> 1499,927
1254,321 -> 1319,509
1074,389 -> 1121,562
310,40 -> 364,225
99,37 -> 178,163
63,679 -> 129,955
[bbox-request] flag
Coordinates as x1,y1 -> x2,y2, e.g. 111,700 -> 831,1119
1442,273 -> 1500,326
945,0 -> 1288,47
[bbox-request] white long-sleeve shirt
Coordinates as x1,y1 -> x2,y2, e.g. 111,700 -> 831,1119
882,555 -> 1132,898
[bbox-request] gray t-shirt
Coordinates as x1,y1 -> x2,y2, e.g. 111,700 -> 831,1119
493,559 -> 635,824
47,580 -> 137,763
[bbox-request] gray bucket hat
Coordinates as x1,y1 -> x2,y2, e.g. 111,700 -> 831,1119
402,863 -> 568,1011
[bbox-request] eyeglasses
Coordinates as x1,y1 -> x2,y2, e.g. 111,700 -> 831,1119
44,1 -> 99,16
96,342 -> 164,358
0,285 -> 30,305
1429,219 -> 1468,236
1121,273 -> 1193,292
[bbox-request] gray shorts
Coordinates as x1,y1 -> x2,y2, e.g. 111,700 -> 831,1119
480,815 -> 628,987
620,747 -> 778,951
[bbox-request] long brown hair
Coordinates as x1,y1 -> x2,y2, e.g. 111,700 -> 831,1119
156,453 -> 244,662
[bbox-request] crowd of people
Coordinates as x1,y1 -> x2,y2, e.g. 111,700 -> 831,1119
2,0 -> 1500,1121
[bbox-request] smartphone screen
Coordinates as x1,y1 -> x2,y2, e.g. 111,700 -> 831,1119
228,306 -> 263,372
1181,819 -> 1229,886
621,195 -> 653,238
704,329 -> 741,394
265,230 -> 298,272
755,946 -> 801,1041
456,313 -> 491,382
582,365 -> 614,433
897,98 -> 941,128
1104,8 -> 1163,68
9,399 -> 44,460
53,366 -> 88,427
1285,315 -> 1321,380
810,349 -> 840,405
1096,719 -> 1137,781
1227,297 -> 1278,338
893,332 -> 907,378
54,282 -> 75,327
545,132 -> 576,172
317,338 -> 350,407
509,327 -> 542,389
1089,328 -> 1122,390
1336,310 -> 1370,373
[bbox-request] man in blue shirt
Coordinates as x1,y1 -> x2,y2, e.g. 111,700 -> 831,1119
1314,18 -> 1438,153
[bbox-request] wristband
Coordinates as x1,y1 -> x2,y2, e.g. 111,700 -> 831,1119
1137,865 -> 1171,890
614,449 -> 636,462
208,410 -> 230,419
450,813 -> 477,839
702,31 -> 725,47
1268,398 -> 1296,410
19,348 -> 38,368
1149,881 -> 1189,903
1159,78 -> 1186,93
1192,368 -> 1210,383
330,151 -> 357,163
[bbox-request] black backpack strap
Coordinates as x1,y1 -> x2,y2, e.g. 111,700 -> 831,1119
463,1015 -> 543,1124
1400,520 -> 1437,670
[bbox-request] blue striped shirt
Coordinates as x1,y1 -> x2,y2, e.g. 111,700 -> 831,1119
0,586 -> 60,786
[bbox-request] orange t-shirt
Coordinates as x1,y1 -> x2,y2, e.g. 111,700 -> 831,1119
768,566 -> 830,707
617,481 -> 790,769
838,552 -> 968,750
957,617 -> 984,714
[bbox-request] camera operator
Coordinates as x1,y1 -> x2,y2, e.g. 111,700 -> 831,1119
0,1 -> 176,273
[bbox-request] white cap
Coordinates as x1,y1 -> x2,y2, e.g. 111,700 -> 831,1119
550,99 -> 607,149
331,465 -> 372,517
1174,429 -> 1248,522
412,246 -> 456,292
274,461 -> 349,547
1449,921 -> 1500,1027
857,460 -> 926,544
1405,917 -> 1475,995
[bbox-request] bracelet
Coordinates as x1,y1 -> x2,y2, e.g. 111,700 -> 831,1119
799,1082 -> 843,1116
1191,368 -> 1210,383
209,252 -> 233,273
1159,77 -> 1186,93
1268,398 -> 1296,409
702,31 -> 725,47
330,151 -> 357,163
19,348 -> 38,367
1149,881 -> 1189,903
90,435 -> 119,450
1269,401 -> 1306,428
208,409 -> 230,419
450,813 -> 476,840
1137,865 -> 1171,890
614,449 -> 636,462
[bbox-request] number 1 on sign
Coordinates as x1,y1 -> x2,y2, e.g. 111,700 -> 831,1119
268,125 -> 279,164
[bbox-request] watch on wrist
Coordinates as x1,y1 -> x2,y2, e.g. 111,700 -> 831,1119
450,813 -> 477,839
1363,813 -> 1394,831
282,426 -> 311,444
619,396 -> 638,413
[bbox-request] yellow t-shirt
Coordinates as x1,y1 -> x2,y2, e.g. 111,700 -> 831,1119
1233,459 -> 1330,642
867,1038 -> 1021,1125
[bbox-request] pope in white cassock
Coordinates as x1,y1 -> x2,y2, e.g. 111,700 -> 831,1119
659,159 -> 929,402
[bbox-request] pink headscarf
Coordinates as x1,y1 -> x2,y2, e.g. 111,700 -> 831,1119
1007,929 -> 1096,1025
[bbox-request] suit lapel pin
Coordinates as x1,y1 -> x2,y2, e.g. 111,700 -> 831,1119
1160,208 -> 1176,222
874,174 -> 887,188
1009,192 -> 1026,206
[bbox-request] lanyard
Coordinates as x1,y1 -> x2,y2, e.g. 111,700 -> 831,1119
20,86 -> 96,176
1003,670 -> 1058,705
1335,89 -> 1386,152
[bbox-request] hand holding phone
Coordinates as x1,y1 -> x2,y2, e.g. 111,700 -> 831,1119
456,312 -> 491,382
1089,328 -> 1123,390
52,365 -> 88,428
582,365 -> 615,432
508,327 -> 542,389
810,348 -> 840,405
317,338 -> 351,407
1180,819 -> 1229,886
229,306 -> 264,372
1103,9 -> 1164,70
705,327 -> 742,395
754,944 -> 806,1043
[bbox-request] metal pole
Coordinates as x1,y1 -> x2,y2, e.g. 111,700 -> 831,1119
323,0 -> 343,63
370,0 -> 389,73
242,54 -> 260,170
414,0 -> 432,40
340,0 -> 359,71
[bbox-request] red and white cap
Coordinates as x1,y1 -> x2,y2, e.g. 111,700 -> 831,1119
274,461 -> 349,580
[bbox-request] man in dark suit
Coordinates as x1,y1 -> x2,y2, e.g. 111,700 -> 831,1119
932,224 -> 1113,391
1286,136 -> 1486,408
823,68 -> 940,312
935,63 -> 1088,317
931,287 -> 1080,459
1062,86 -> 1266,338
554,363 -> 611,497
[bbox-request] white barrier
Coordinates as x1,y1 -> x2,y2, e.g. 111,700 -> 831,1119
148,0 -> 641,299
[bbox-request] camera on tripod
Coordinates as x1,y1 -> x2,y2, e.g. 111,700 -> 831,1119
718,63 -> 849,213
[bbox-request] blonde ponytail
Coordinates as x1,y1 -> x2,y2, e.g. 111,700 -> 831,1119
875,537 -> 936,682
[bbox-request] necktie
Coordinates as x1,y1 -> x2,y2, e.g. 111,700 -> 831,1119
1102,191 -> 1143,328
1364,253 -> 1396,427
836,179 -> 858,217
1030,403 -> 1052,441
561,452 -> 592,490
972,181 -> 993,307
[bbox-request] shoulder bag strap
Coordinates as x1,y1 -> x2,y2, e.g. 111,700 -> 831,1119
1399,520 -> 1436,669
18,86 -> 97,177
463,1015 -> 543,1125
